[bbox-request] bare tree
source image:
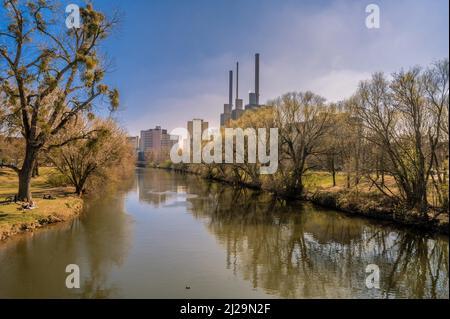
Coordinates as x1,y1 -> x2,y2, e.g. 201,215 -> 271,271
271,92 -> 331,198
48,118 -> 132,196
353,60 -> 449,217
422,60 -> 449,210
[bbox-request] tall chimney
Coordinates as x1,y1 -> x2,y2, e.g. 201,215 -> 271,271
236,62 -> 239,99
255,53 -> 260,105
229,70 -> 233,107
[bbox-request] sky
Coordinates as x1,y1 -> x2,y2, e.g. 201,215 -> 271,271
51,0 -> 450,134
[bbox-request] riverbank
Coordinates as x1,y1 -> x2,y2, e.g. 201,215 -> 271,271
153,165 -> 449,235
307,190 -> 449,235
0,168 -> 83,241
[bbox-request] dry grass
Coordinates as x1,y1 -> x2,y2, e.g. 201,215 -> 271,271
303,171 -> 445,207
0,167 -> 73,196
303,171 -> 399,194
0,167 -> 83,240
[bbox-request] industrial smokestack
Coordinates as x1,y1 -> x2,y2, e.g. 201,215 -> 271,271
255,53 -> 260,105
229,70 -> 233,107
236,62 -> 239,99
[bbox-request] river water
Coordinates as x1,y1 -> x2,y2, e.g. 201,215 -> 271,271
0,168 -> 448,298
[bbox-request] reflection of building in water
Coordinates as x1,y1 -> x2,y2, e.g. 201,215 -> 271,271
137,168 -> 180,206
177,185 -> 187,194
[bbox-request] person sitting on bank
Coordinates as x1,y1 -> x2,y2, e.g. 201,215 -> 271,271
22,201 -> 37,210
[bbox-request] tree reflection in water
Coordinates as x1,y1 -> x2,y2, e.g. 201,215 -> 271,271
2,169 -> 444,298
186,180 -> 449,298
0,174 -> 136,299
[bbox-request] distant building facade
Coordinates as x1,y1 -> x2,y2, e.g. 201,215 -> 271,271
139,126 -> 176,152
139,126 -> 177,162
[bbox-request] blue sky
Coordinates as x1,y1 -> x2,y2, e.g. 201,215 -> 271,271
7,1 -> 450,134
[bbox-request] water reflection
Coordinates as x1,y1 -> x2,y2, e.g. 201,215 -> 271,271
0,168 -> 448,298
180,175 -> 449,298
135,169 -> 448,298
0,179 -> 135,298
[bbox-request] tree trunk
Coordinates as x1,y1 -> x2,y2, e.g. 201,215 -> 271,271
346,171 -> 350,188
32,160 -> 39,177
376,158 -> 380,179
331,156 -> 336,187
17,144 -> 38,202
284,168 -> 303,199
75,186 -> 83,196
414,180 -> 428,219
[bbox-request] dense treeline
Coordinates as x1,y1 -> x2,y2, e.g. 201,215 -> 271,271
171,59 -> 449,221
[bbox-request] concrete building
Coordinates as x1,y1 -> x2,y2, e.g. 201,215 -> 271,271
139,126 -> 177,153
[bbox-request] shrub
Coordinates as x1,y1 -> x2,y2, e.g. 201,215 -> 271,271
47,172 -> 70,187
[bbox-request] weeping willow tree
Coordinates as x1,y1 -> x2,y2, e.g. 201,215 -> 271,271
0,0 -> 119,201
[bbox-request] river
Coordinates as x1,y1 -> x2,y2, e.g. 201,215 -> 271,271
0,168 -> 448,298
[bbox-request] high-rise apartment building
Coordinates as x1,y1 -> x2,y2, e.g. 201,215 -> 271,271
139,126 -> 177,153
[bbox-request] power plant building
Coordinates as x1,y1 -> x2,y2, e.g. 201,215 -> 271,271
220,53 -> 261,127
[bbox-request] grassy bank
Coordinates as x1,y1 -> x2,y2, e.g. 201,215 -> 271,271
155,165 -> 449,235
0,168 -> 83,241
301,172 -> 449,234
307,189 -> 449,235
